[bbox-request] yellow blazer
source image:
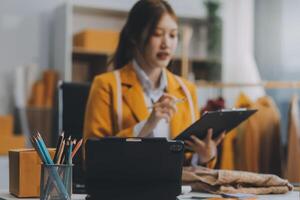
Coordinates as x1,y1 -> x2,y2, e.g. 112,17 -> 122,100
83,63 -> 199,141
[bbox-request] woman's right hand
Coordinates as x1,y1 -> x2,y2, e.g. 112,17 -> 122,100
138,93 -> 178,137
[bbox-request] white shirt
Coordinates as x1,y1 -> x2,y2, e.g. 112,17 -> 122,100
132,60 -> 170,139
131,60 -> 200,166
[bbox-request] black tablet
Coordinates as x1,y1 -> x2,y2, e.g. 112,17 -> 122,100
85,137 -> 184,198
174,109 -> 257,141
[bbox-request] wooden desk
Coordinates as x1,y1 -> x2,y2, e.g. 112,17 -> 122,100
0,190 -> 299,200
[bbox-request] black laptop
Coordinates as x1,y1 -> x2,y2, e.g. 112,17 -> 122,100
85,137 -> 184,200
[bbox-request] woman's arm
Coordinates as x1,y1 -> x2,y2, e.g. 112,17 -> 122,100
184,82 -> 225,167
185,129 -> 225,165
138,93 -> 177,137
83,76 -> 138,142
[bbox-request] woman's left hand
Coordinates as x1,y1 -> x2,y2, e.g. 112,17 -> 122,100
185,128 -> 225,165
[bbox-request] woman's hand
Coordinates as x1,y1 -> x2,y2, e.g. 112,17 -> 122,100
185,128 -> 225,165
138,93 -> 177,137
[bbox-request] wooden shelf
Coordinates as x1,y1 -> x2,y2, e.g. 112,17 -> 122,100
72,0 -> 207,21
72,48 -> 221,65
73,47 -> 113,56
196,80 -> 300,89
73,4 -> 128,18
173,56 -> 221,64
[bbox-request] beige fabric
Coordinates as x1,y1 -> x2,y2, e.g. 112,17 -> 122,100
286,95 -> 300,182
182,166 -> 293,195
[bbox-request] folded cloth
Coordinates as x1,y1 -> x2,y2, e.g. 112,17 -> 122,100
182,166 -> 293,195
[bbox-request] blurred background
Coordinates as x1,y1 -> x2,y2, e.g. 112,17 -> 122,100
0,0 -> 300,191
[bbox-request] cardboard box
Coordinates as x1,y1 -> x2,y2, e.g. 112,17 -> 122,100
9,148 -> 55,198
73,29 -> 119,54
0,135 -> 26,155
0,115 -> 13,136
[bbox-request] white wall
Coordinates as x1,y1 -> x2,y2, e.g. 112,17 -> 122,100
255,0 -> 300,144
72,0 -> 206,19
0,156 -> 8,189
255,0 -> 300,80
222,0 -> 265,107
254,0 -> 283,80
0,0 -> 65,115
281,0 -> 300,76
0,0 -> 65,190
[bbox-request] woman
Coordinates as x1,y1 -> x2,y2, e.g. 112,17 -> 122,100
83,0 -> 224,166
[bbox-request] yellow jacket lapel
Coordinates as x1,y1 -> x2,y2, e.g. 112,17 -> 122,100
165,70 -> 187,139
120,64 -> 149,122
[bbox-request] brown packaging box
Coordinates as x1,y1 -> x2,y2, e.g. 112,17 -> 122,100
0,115 -> 13,136
0,135 -> 26,155
9,148 -> 55,198
0,115 -> 26,155
73,29 -> 119,54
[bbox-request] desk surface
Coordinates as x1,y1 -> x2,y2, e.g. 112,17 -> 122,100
0,191 -> 86,200
179,191 -> 300,200
0,190 -> 299,200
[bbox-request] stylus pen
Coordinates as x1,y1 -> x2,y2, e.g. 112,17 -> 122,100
147,97 -> 185,109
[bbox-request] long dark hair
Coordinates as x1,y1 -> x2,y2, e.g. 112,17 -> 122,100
111,0 -> 177,69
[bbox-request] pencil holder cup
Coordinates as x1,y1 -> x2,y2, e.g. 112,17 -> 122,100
40,164 -> 72,200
